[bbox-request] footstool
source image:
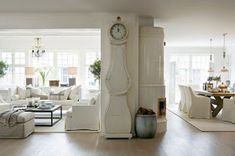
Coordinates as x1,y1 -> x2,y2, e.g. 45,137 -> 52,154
0,112 -> 35,138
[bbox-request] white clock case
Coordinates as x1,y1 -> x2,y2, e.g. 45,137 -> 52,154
105,22 -> 132,138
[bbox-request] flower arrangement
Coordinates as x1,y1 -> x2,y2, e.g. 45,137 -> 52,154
36,67 -> 51,86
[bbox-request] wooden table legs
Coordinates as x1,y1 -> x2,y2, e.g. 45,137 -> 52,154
212,96 -> 223,117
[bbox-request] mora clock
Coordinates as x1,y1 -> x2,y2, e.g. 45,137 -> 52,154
104,17 -> 132,138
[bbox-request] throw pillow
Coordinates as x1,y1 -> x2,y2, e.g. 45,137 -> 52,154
69,85 -> 81,100
31,87 -> 48,100
89,97 -> 96,105
17,86 -> 29,99
64,87 -> 72,100
59,87 -> 72,100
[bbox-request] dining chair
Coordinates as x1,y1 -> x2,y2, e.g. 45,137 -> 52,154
187,86 -> 211,119
222,98 -> 235,123
178,85 -> 185,111
183,85 -> 191,113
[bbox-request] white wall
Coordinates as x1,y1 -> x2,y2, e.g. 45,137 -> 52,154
0,35 -> 100,50
0,12 -> 139,134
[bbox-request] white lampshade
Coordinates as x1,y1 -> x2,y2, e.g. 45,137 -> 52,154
68,67 -> 77,76
25,67 -> 35,76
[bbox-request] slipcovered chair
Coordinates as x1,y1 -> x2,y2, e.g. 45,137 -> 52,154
222,98 -> 235,123
188,84 -> 200,90
178,85 -> 186,111
183,85 -> 191,113
187,86 -> 211,119
65,93 -> 100,131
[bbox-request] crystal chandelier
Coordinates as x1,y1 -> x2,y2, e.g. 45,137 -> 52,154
221,33 -> 228,72
208,38 -> 214,73
32,37 -> 46,58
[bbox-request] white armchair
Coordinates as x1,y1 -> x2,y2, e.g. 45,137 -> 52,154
179,85 -> 189,113
178,85 -> 185,111
187,87 -> 211,119
65,94 -> 100,131
222,98 -> 235,123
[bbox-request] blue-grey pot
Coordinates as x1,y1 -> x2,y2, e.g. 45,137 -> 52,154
135,114 -> 157,138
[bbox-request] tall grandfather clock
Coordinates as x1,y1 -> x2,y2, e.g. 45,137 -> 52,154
104,17 -> 132,138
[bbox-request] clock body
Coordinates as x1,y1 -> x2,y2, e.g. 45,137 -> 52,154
104,18 -> 132,138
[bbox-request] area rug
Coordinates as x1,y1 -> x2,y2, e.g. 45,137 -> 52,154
167,105 -> 235,132
34,113 -> 99,133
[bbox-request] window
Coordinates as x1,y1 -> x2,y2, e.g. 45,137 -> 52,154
57,52 -> 79,84
2,52 -> 12,64
169,54 -> 210,103
0,52 -> 26,86
15,52 -> 25,65
33,52 -> 53,67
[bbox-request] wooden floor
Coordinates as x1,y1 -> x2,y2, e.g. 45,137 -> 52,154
0,111 -> 235,156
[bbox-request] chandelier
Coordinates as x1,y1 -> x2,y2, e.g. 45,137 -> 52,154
32,37 -> 46,58
208,38 -> 214,73
221,33 -> 228,72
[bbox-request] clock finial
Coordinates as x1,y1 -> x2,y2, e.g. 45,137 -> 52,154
117,16 -> 121,21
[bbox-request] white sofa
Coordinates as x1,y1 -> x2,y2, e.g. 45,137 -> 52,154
10,85 -> 82,110
65,93 -> 100,131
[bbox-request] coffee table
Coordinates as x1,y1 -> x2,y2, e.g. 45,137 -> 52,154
25,105 -> 62,126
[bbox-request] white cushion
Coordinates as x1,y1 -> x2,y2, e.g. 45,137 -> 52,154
11,95 -> 20,101
58,87 -> 72,100
17,86 -> 30,99
31,87 -> 48,99
69,85 -> 81,100
0,103 -> 10,113
31,87 -> 42,95
63,87 -> 72,100
89,97 -> 96,105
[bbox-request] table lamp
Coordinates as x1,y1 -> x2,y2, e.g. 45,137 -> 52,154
25,67 -> 35,86
68,67 -> 77,86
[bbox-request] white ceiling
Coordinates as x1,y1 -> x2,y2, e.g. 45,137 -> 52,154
1,0 -> 235,46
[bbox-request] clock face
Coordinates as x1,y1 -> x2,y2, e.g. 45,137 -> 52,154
110,23 -> 127,40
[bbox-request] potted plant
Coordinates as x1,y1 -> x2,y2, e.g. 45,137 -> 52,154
89,59 -> 101,88
135,107 -> 157,138
0,61 -> 8,78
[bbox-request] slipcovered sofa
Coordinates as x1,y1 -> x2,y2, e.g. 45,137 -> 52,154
10,85 -> 82,110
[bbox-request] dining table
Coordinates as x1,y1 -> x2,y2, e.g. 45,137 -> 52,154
195,90 -> 235,117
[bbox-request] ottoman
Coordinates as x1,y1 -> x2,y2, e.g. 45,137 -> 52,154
0,112 -> 35,138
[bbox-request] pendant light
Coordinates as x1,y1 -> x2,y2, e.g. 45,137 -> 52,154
221,33 -> 228,72
208,38 -> 214,73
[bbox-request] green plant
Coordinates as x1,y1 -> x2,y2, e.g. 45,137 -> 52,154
0,61 -> 8,78
89,59 -> 101,81
36,67 -> 51,86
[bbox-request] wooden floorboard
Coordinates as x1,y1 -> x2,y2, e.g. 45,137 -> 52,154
0,111 -> 235,156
